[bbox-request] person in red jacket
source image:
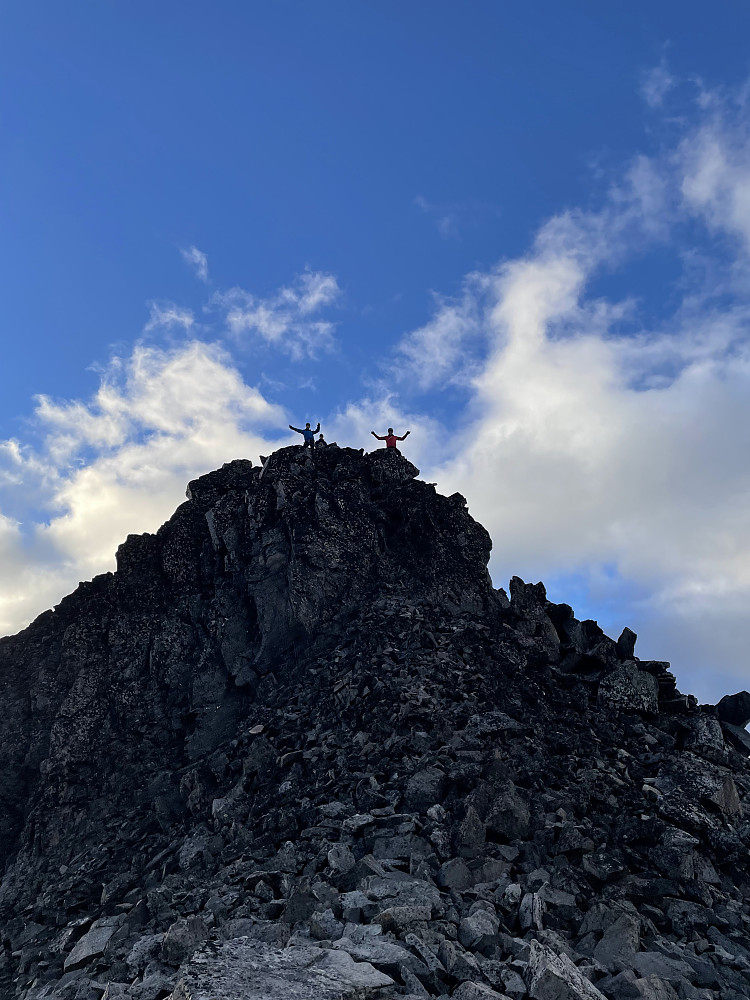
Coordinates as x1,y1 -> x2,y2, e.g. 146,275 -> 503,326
371,427 -> 410,451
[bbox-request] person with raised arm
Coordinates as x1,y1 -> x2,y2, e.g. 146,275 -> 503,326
289,421 -> 320,450
371,427 -> 410,451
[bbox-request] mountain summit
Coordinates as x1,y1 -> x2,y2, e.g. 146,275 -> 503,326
1,446 -> 749,1000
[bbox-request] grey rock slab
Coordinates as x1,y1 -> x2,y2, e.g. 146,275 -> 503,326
342,813 -> 375,833
401,964 -> 430,997
496,968 -> 527,998
632,977 -> 680,1000
125,933 -> 165,976
525,940 -> 609,999
404,931 -> 447,980
458,908 -> 500,949
161,915 -> 210,967
437,939 -> 482,982
221,918 -> 256,940
178,831 -> 212,871
464,711 -> 525,739
655,752 -> 741,818
328,844 -> 356,873
598,664 -> 659,714
372,833 -> 431,860
579,902 -> 638,936
129,970 -> 180,1000
332,934 -> 425,975
365,876 -> 441,911
438,858 -> 473,890
63,920 -> 121,970
451,984 -> 511,999
310,908 -> 346,941
592,913 -> 640,972
375,904 -> 432,933
486,782 -> 530,841
520,892 -> 545,931
630,952 -> 695,984
403,767 -> 447,813
167,937 -> 394,999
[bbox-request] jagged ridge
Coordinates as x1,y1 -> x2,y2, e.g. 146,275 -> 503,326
0,446 -> 748,1000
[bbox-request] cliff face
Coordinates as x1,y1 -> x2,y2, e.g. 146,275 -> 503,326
0,446 -> 749,1000
0,448 -> 491,893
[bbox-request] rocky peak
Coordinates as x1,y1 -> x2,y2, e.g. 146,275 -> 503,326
0,447 -> 749,1000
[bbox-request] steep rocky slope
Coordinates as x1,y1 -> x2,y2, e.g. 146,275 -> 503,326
0,445 -> 748,1000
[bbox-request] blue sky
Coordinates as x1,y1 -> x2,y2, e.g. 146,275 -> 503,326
3,2 -> 750,704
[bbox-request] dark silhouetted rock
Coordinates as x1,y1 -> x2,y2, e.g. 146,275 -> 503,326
0,447 -> 748,1000
717,690 -> 750,728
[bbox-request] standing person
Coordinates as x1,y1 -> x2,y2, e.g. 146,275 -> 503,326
289,421 -> 320,449
316,433 -> 327,448
371,427 -> 410,451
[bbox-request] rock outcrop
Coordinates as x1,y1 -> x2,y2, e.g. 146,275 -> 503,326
0,445 -> 748,1000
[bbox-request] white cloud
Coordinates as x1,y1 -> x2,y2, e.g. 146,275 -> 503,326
215,269 -> 341,360
181,245 -> 209,282
640,62 -> 676,108
144,302 -> 195,332
395,274 -> 489,390
390,87 -> 750,700
0,342 -> 285,636
680,112 -> 750,251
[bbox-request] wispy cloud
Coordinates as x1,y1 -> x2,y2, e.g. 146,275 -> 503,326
640,61 -> 676,108
214,268 -> 341,360
180,245 -> 209,282
395,274 -> 490,391
144,302 -> 195,332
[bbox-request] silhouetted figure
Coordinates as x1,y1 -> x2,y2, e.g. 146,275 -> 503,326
290,421 -> 320,449
371,427 -> 410,451
316,433 -> 327,448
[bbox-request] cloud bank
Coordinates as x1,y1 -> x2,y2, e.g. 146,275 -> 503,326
400,81 -> 750,701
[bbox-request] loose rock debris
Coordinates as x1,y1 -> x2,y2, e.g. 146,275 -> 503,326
0,447 -> 747,999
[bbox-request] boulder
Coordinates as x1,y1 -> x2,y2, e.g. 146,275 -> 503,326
486,782 -> 530,841
716,690 -> 750,728
525,940 -> 609,999
451,984 -> 512,999
168,938 -> 393,999
64,917 -> 122,970
161,916 -> 210,967
592,913 -> 640,972
598,664 -> 659,714
403,767 -> 447,812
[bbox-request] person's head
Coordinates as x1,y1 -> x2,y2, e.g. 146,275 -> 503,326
305,422 -> 311,429
388,427 -> 393,434
318,433 -> 324,439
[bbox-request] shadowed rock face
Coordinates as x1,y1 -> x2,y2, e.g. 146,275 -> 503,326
0,448 -> 749,1000
0,449 -> 492,899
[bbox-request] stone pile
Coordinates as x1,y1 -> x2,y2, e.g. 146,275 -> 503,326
0,447 -> 748,1000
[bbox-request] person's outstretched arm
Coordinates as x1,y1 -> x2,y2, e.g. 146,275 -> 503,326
289,425 -> 303,434
371,431 -> 386,440
396,431 -> 411,440
313,422 -> 320,434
